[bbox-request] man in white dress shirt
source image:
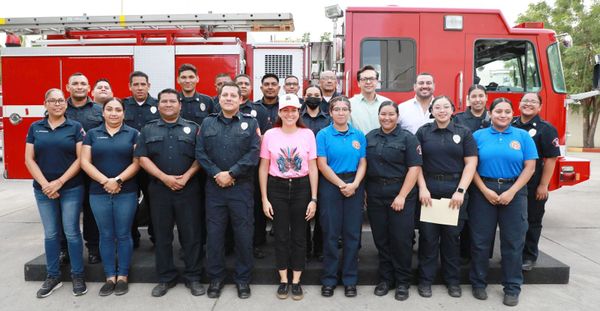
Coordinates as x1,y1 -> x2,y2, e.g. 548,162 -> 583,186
398,73 -> 435,134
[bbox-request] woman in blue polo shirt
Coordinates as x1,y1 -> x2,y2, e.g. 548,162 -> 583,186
316,96 -> 366,298
469,98 -> 537,307
81,98 -> 140,296
25,88 -> 87,298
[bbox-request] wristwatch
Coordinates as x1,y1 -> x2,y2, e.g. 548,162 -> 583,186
310,197 -> 318,203
456,187 -> 465,194
115,176 -> 123,185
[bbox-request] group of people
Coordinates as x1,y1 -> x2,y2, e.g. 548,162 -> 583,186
27,64 -> 559,307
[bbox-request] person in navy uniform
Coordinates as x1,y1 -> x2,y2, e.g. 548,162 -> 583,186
65,72 -> 104,265
317,96 -> 367,298
80,98 -> 140,296
251,73 -> 281,258
453,84 -> 490,262
25,88 -> 87,298
469,98 -> 537,307
135,88 -> 204,298
195,82 -> 261,299
365,101 -> 421,301
301,85 -> 331,261
453,84 -> 490,132
415,96 -> 478,298
177,63 -> 215,125
123,71 -> 160,248
91,78 -> 113,105
234,74 -> 258,115
512,92 -> 560,271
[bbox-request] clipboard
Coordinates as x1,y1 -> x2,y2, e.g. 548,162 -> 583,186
420,198 -> 459,226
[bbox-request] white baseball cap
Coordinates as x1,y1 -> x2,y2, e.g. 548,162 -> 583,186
278,94 -> 302,110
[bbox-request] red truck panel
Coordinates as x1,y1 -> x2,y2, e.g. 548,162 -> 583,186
175,55 -> 240,97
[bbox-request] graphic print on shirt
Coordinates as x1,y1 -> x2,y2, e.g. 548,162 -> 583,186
277,147 -> 302,173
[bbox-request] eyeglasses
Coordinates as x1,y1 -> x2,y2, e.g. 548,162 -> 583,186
285,82 -> 298,86
359,77 -> 378,83
320,76 -> 336,81
520,99 -> 540,104
331,107 -> 350,112
46,98 -> 66,104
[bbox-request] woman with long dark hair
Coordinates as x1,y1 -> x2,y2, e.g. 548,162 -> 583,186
259,94 -> 318,300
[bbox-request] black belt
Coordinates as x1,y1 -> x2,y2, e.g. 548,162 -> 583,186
481,177 -> 516,184
425,173 -> 461,181
368,177 -> 404,185
337,172 -> 356,179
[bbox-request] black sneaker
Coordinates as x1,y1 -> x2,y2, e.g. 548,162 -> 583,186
72,277 -> 88,296
291,283 -> 303,300
99,280 -> 115,296
36,277 -> 62,298
277,282 -> 289,299
114,280 -> 129,296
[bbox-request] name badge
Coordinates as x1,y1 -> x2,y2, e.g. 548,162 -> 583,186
453,134 -> 461,144
528,129 -> 537,137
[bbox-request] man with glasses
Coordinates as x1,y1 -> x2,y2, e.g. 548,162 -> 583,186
397,72 -> 435,134
283,75 -> 301,96
349,65 -> 391,134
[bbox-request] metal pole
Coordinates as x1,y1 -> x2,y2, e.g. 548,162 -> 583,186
331,18 -> 337,71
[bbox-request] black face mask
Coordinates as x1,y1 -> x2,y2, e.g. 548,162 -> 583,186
305,97 -> 321,109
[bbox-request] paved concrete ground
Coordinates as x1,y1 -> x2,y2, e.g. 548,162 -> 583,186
1,152 -> 599,311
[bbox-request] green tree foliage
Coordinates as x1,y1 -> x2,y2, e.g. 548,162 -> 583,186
517,0 -> 600,147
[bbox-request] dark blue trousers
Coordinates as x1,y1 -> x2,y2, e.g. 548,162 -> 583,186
418,178 -> 467,286
523,185 -> 547,262
366,180 -> 416,287
205,180 -> 254,284
149,179 -> 203,283
469,180 -> 528,295
320,175 -> 364,287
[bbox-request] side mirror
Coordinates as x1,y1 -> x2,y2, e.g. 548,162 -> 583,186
593,63 -> 600,89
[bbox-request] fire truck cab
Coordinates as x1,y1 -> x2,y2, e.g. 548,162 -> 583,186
336,7 -> 590,190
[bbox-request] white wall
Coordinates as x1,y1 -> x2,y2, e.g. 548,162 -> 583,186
566,107 -> 600,147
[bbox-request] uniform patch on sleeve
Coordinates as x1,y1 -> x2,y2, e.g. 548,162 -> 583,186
552,138 -> 560,147
416,145 -> 422,155
510,140 -> 521,150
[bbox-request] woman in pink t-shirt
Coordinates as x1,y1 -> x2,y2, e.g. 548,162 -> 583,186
259,94 -> 318,300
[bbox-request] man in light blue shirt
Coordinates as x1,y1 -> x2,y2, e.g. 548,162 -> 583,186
349,65 -> 391,134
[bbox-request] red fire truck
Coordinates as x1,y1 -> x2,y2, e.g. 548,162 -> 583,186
0,6 -> 591,190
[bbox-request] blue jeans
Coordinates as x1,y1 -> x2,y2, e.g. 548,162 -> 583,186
34,185 -> 84,278
90,192 -> 137,277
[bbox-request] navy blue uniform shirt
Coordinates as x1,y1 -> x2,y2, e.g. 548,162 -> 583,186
416,121 -> 478,174
123,96 -> 160,131
179,92 -> 215,126
26,118 -> 85,190
512,115 -> 560,186
195,112 -> 261,179
453,108 -> 490,133
66,97 -> 103,131
84,124 -> 139,194
252,98 -> 279,134
134,117 -> 200,177
366,126 -> 422,179
301,108 -> 331,136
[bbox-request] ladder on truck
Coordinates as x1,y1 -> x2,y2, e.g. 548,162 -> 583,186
0,13 -> 294,35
